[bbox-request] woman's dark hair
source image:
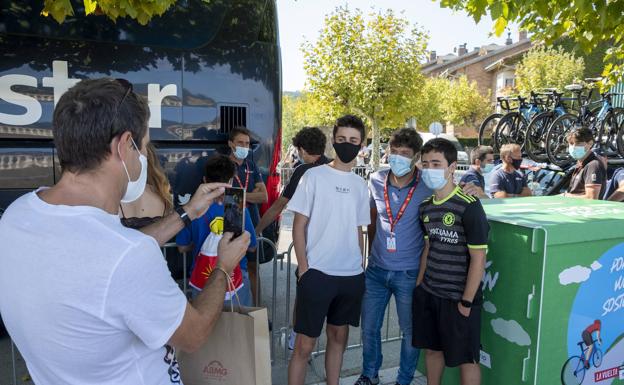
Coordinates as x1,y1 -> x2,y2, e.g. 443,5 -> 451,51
53,78 -> 149,173
389,128 -> 423,155
421,138 -> 457,165
333,114 -> 366,141
204,154 -> 236,183
292,126 -> 327,156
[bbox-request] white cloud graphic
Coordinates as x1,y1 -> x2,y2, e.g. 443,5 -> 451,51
483,301 -> 497,314
491,318 -> 531,346
591,261 -> 602,271
558,265 -> 592,285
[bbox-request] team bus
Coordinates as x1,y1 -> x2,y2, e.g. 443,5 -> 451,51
0,0 -> 282,332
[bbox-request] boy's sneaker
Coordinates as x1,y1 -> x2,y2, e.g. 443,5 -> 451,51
353,375 -> 379,385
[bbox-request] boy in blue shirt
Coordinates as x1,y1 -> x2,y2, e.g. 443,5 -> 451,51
177,155 -> 257,306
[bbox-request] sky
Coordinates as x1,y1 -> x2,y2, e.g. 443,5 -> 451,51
277,0 -> 519,91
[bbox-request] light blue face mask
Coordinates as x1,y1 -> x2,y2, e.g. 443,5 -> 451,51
568,145 -> 587,160
233,146 -> 249,160
482,163 -> 495,173
421,168 -> 448,190
388,154 -> 413,177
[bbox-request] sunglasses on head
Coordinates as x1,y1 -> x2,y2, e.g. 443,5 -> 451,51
110,78 -> 134,139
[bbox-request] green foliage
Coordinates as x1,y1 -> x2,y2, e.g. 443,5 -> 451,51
281,92 -> 337,156
42,0 -> 177,24
515,46 -> 585,95
415,76 -> 490,130
302,6 -> 428,168
438,0 -> 624,87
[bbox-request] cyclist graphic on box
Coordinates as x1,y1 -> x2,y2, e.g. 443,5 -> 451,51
582,320 -> 602,369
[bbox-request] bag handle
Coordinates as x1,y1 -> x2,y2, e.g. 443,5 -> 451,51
217,266 -> 243,312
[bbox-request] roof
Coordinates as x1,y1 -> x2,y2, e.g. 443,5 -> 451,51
422,39 -> 532,75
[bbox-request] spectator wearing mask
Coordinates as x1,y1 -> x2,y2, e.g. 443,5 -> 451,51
0,78 -> 250,385
228,126 -> 268,305
489,144 -> 532,198
176,155 -> 257,306
287,115 -> 370,385
354,128 -> 431,385
460,146 -> 494,199
563,128 -> 606,200
413,138 -> 489,385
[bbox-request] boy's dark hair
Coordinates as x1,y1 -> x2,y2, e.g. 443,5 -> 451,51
229,126 -> 252,142
470,145 -> 494,164
388,128 -> 423,155
421,138 -> 457,165
292,126 -> 327,156
53,78 -> 149,173
567,127 -> 594,143
333,114 -> 366,142
204,154 -> 236,183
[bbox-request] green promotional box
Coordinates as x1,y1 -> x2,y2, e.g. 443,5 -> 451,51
437,196 -> 624,385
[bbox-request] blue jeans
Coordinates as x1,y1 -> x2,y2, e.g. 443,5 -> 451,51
361,264 -> 420,385
191,270 -> 253,307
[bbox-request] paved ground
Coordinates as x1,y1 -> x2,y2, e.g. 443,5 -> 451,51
0,211 -> 425,384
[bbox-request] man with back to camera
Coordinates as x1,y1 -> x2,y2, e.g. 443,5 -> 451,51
287,115 -> 371,385
228,125 -> 268,304
0,78 -> 251,385
255,125 -> 330,350
562,127 -> 606,200
489,143 -> 532,198
354,128 -> 432,385
460,145 -> 494,199
413,138 -> 489,385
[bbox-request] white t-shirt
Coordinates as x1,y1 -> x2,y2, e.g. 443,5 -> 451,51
287,165 -> 370,276
0,190 -> 188,385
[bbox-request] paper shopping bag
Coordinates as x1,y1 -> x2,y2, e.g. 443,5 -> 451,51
178,306 -> 271,385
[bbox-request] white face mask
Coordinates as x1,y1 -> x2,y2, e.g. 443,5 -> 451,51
119,137 -> 148,203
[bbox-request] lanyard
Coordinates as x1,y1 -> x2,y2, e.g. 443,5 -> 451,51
384,171 -> 419,235
234,161 -> 250,191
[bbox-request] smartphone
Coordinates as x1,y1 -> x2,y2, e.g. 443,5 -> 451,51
223,187 -> 246,238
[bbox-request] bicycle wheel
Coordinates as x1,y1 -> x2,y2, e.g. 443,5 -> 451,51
600,107 -> 624,155
525,111 -> 554,162
561,356 -> 586,385
546,113 -> 577,167
478,113 -> 503,150
592,348 -> 603,368
495,112 -> 528,149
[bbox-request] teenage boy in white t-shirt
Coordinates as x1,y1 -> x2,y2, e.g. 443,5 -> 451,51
287,115 -> 371,385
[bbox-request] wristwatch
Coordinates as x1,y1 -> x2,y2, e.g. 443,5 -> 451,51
460,299 -> 473,308
176,206 -> 192,227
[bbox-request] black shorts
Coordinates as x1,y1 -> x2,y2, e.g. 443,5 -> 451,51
294,269 -> 365,338
411,285 -> 481,367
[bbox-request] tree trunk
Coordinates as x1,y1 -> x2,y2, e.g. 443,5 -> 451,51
371,118 -> 380,170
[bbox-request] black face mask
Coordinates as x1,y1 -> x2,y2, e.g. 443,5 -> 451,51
511,158 -> 523,170
333,142 -> 360,164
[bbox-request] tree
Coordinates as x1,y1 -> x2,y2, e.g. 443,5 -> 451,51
437,0 -> 624,86
514,46 -> 585,95
302,6 -> 428,168
41,0 -> 179,24
415,76 -> 490,133
281,92 -> 337,157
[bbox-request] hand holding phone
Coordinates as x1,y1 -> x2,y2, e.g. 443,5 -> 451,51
223,187 -> 246,238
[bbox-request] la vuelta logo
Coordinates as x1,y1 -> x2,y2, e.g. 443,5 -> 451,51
203,360 -> 228,381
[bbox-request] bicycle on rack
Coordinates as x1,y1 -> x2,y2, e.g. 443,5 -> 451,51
524,89 -> 571,162
560,339 -> 603,385
494,91 -> 547,150
478,96 -> 513,151
545,80 -> 624,167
